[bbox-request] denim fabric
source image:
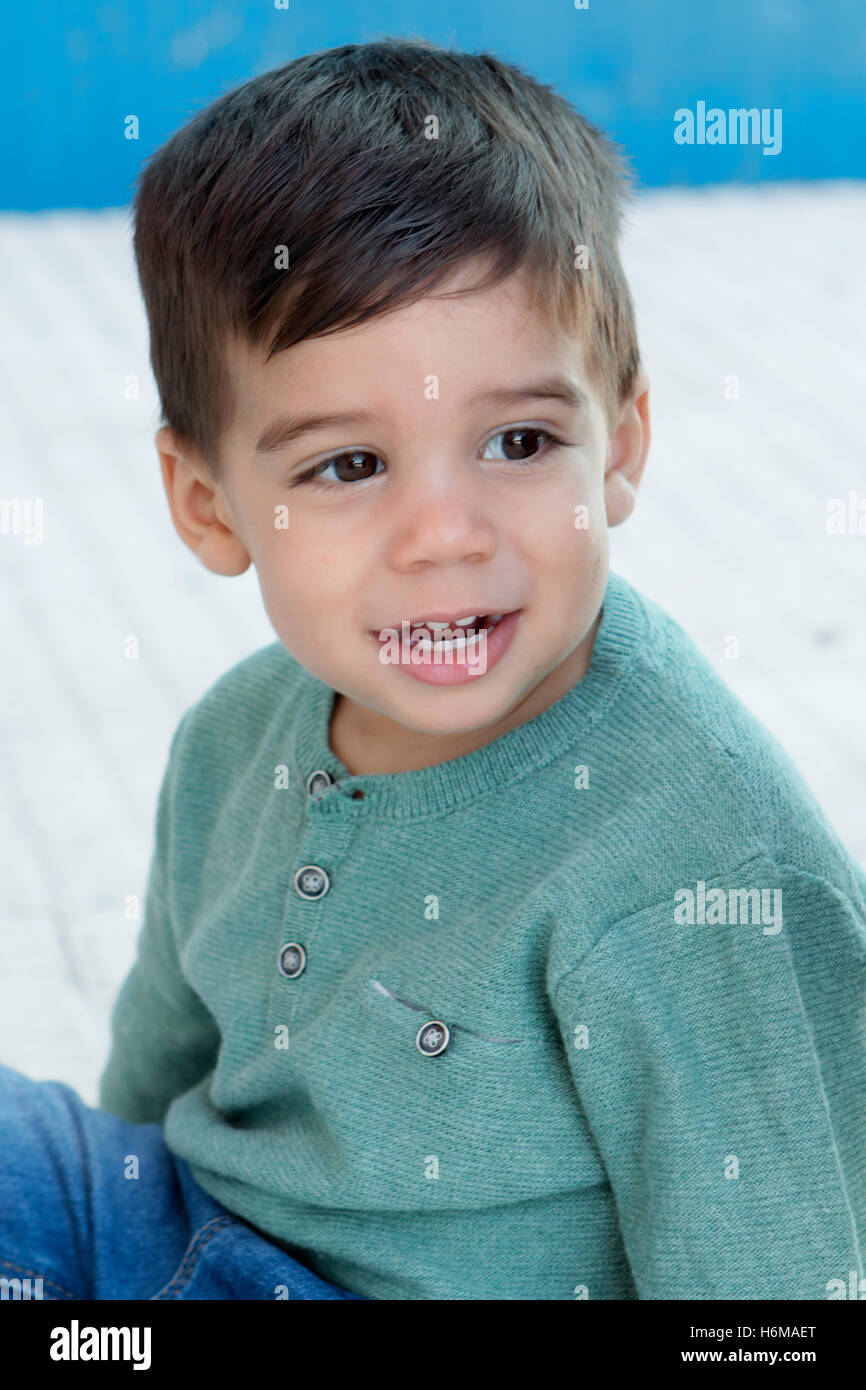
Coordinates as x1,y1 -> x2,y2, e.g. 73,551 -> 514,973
0,1064 -> 367,1300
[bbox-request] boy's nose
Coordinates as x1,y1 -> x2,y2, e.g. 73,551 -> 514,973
383,462 -> 499,569
385,495 -> 498,571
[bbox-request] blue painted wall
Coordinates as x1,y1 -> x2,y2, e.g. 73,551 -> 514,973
3,0 -> 864,210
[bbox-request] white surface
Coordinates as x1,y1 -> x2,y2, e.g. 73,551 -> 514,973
1,183 -> 864,1102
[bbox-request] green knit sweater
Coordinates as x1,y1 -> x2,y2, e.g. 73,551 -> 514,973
98,570 -> 866,1300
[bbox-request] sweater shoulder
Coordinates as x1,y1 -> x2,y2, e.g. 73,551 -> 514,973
169,640 -> 306,802
624,587 -> 856,872
544,583 -> 866,971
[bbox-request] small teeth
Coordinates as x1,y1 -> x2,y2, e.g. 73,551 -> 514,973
411,631 -> 483,649
410,614 -> 478,629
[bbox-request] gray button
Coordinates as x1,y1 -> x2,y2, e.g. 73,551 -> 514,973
293,864 -> 330,899
278,942 -> 306,978
306,769 -> 335,797
416,1020 -> 450,1056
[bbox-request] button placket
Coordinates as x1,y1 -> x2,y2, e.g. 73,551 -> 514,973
274,865 -> 329,992
269,802 -> 359,1032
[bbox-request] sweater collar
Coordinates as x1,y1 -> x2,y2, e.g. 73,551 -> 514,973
289,569 -> 649,819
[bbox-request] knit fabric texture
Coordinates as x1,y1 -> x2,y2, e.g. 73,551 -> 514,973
98,569 -> 866,1300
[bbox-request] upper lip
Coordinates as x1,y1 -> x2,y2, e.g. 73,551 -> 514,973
371,608 -> 517,631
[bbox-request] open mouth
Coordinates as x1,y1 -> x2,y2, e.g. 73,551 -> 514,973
407,613 -> 504,643
370,612 -> 511,641
368,608 -> 523,681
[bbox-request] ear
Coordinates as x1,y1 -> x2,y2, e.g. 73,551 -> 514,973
156,427 -> 252,577
603,366 -> 651,528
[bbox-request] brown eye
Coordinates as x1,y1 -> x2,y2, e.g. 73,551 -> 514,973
293,450 -> 385,488
328,450 -> 380,482
483,426 -> 559,463
499,427 -> 547,460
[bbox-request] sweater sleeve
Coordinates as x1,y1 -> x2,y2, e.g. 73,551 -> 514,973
98,715 -> 221,1126
551,859 -> 866,1299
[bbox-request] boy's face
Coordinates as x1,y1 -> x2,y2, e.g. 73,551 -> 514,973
158,260 -> 649,773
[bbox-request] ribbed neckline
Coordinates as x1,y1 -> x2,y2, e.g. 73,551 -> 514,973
289,569 -> 650,819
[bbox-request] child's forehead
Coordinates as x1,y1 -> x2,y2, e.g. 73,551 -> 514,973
224,307 -> 596,449
227,268 -> 587,398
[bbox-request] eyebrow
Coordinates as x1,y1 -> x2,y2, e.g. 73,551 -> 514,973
253,376 -> 589,455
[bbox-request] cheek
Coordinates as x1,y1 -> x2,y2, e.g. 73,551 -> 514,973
256,529 -> 363,633
258,521 -> 335,588
518,473 -> 604,572
521,486 -> 607,632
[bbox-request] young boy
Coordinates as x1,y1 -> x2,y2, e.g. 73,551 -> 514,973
4,37 -> 865,1302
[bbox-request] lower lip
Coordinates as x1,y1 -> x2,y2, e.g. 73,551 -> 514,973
369,611 -> 522,686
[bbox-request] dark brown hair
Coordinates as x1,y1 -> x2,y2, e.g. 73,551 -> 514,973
132,35 -> 641,473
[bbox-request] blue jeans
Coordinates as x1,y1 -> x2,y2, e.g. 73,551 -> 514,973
0,1063 -> 367,1300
